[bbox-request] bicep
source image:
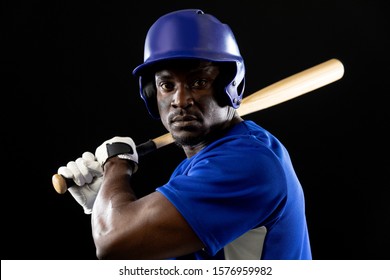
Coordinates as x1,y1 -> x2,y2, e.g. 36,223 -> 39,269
136,192 -> 205,258
94,191 -> 204,259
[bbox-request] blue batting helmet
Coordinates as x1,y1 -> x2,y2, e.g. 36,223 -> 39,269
132,9 -> 246,119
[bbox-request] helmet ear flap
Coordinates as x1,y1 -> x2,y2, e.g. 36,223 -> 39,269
140,76 -> 160,119
214,62 -> 245,108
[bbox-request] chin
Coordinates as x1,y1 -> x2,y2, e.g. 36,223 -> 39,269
171,130 -> 204,147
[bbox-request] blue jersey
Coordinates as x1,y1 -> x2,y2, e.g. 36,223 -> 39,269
156,120 -> 312,259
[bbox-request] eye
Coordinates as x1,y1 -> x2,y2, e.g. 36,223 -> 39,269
191,79 -> 209,89
158,81 -> 174,92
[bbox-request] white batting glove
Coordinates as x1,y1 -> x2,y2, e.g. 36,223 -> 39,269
95,136 -> 138,173
58,151 -> 103,214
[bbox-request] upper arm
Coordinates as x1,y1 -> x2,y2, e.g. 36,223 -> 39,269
93,190 -> 204,259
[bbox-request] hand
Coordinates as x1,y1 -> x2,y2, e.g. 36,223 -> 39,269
95,136 -> 138,173
57,151 -> 103,214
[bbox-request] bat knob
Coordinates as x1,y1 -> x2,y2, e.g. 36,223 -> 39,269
52,174 -> 68,194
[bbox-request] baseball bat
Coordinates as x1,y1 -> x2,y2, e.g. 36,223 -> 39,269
52,58 -> 344,194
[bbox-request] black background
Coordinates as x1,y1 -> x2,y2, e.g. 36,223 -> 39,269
2,0 -> 389,260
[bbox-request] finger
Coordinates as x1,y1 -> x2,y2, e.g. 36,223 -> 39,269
82,151 -> 103,176
58,166 -> 73,179
67,161 -> 86,186
76,158 -> 93,184
82,151 -> 96,161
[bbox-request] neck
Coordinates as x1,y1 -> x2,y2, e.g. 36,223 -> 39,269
181,111 -> 243,158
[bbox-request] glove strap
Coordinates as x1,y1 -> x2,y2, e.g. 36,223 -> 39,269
106,142 -> 134,158
117,154 -> 134,161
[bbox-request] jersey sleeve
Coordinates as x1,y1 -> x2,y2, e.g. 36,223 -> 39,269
156,135 -> 288,256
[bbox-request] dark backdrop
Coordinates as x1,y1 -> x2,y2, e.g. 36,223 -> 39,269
2,0 -> 389,260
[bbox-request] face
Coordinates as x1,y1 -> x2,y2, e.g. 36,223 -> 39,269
155,61 -> 232,148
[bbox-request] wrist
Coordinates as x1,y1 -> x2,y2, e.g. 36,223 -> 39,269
117,154 -> 138,173
104,156 -> 136,175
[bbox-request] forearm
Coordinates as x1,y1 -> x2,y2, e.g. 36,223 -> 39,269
94,157 -> 137,211
91,157 -> 139,258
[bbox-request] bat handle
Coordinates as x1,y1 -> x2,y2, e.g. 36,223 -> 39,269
52,139 -> 157,194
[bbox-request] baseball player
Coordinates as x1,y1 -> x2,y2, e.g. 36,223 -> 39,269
58,9 -> 312,260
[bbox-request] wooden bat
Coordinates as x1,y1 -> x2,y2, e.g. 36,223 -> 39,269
52,58 -> 344,194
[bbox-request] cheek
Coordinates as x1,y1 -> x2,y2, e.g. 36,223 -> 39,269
157,95 -> 171,114
203,96 -> 223,116
157,95 -> 171,126
203,98 -> 230,125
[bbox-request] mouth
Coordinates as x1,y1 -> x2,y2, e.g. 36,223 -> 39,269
170,114 -> 200,129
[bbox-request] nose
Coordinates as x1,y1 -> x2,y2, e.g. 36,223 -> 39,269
171,85 -> 194,109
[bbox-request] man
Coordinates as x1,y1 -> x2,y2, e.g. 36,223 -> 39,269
58,9 -> 312,260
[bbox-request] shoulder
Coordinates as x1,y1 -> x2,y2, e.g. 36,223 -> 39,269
189,122 -> 283,172
206,120 -> 283,155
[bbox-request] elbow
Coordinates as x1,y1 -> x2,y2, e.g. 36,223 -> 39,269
92,217 -> 129,259
95,240 -> 110,260
95,240 -> 120,260
94,235 -> 123,260
95,244 -> 111,260
94,236 -> 112,259
94,233 -> 138,260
